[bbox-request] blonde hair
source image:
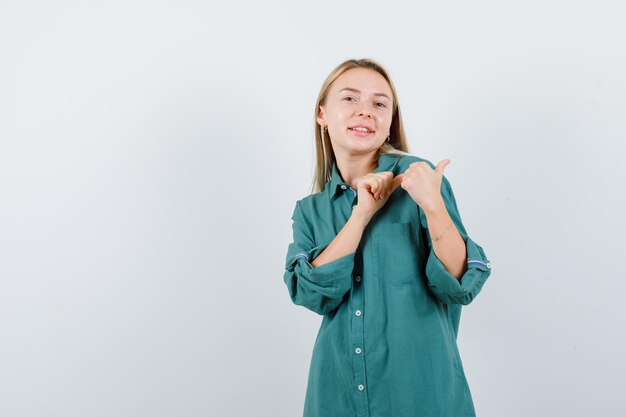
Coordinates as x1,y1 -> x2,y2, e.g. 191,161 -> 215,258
310,58 -> 411,194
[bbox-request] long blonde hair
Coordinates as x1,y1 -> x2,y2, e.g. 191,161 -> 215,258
311,58 -> 411,194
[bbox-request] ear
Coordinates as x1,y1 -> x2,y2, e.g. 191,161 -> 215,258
316,105 -> 327,128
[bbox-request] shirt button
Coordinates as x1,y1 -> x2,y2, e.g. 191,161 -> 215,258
340,185 -> 347,190
355,275 -> 361,282
355,347 -> 362,354
355,309 -> 362,317
358,384 -> 365,391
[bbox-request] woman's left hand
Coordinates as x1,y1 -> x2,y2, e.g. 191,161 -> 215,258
397,159 -> 450,212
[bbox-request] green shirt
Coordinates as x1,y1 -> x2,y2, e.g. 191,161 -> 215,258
283,150 -> 492,417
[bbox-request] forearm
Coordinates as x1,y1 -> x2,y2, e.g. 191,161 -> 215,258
423,198 -> 467,279
311,208 -> 370,268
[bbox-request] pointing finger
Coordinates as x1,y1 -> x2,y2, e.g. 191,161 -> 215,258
384,173 -> 405,197
392,173 -> 405,190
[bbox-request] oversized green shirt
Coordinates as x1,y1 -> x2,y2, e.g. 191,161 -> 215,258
283,150 -> 492,417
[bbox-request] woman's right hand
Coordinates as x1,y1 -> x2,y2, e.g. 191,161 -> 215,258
352,171 -> 405,222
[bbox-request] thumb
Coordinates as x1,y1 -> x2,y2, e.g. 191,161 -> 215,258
391,173 -> 405,191
434,159 -> 451,175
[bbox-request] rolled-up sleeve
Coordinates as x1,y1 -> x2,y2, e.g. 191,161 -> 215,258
420,175 -> 492,305
283,200 -> 355,315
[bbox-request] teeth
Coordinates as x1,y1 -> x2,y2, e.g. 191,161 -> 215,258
351,127 -> 371,132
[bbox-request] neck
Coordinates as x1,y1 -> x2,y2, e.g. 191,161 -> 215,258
334,149 -> 379,190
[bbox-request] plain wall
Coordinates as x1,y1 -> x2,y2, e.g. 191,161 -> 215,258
1,0 -> 625,416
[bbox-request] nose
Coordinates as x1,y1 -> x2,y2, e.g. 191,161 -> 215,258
356,105 -> 372,118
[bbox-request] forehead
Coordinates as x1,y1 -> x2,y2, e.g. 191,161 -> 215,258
330,68 -> 393,98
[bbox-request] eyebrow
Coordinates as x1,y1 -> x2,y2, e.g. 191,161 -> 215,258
336,87 -> 391,101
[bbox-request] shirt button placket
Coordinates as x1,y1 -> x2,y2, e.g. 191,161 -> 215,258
351,268 -> 369,415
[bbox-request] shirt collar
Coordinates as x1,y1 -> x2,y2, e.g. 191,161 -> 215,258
327,150 -> 403,201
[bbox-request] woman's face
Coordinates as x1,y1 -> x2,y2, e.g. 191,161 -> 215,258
318,67 -> 394,157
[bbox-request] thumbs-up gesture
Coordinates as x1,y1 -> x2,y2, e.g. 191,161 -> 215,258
396,159 -> 450,213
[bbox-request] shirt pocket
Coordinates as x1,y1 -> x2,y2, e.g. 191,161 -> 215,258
372,222 -> 422,287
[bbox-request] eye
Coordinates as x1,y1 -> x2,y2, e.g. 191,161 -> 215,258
343,96 -> 356,102
376,102 -> 387,108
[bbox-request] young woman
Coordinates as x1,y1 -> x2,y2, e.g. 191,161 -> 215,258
283,58 -> 493,417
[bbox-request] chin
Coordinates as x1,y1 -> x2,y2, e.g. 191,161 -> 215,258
350,143 -> 381,154
335,137 -> 382,154
352,137 -> 383,148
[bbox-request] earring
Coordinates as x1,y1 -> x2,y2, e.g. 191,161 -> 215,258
323,125 -> 328,133
386,134 -> 390,142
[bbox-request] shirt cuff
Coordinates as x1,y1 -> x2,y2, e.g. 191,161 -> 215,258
425,235 -> 492,305
286,243 -> 355,299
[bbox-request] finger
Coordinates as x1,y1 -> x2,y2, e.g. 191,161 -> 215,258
358,179 -> 372,194
375,175 -> 388,199
373,176 -> 384,199
379,173 -> 392,199
363,176 -> 380,197
393,173 -> 405,192
393,173 -> 405,189
383,174 -> 405,197
382,173 -> 394,196
364,180 -> 376,197
382,173 -> 394,198
365,176 -> 376,196
434,159 -> 451,175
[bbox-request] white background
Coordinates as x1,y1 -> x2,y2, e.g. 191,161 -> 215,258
1,1 -> 625,416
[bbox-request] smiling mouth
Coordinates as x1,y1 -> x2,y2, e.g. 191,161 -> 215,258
348,127 -> 374,133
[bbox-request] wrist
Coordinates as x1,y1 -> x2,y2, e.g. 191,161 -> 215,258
350,206 -> 372,227
421,197 -> 447,218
